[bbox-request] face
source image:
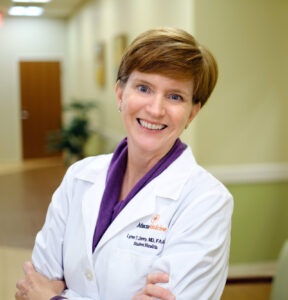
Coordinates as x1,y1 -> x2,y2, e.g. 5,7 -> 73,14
115,71 -> 200,158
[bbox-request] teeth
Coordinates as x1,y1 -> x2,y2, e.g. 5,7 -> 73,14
139,119 -> 165,130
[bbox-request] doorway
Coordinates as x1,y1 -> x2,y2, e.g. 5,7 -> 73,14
20,61 -> 62,159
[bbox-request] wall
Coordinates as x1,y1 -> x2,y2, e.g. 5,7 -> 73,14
193,0 -> 288,166
66,0 -> 288,270
193,0 -> 288,269
0,17 -> 67,162
229,182 -> 288,264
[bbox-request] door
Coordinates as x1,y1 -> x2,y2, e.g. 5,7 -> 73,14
20,61 -> 62,159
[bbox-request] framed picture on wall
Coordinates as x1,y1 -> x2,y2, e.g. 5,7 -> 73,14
113,34 -> 127,81
95,42 -> 106,88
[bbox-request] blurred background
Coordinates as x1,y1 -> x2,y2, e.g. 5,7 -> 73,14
0,0 -> 287,299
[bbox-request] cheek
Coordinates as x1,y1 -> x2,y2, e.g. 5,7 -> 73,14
124,95 -> 142,114
171,108 -> 191,126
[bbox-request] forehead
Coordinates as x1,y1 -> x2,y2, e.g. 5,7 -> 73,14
127,70 -> 194,92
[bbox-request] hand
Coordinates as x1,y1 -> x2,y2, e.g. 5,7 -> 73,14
15,261 -> 66,300
133,273 -> 175,300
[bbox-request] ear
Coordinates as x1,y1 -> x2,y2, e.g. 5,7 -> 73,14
115,80 -> 123,109
187,102 -> 201,126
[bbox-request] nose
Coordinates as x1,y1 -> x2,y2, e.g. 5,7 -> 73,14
146,94 -> 165,117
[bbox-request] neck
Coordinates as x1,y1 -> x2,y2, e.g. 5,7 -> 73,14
119,142 -> 167,201
128,152 -> 160,180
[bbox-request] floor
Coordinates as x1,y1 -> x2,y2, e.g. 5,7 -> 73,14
221,281 -> 271,300
0,157 -> 272,299
0,157 -> 66,299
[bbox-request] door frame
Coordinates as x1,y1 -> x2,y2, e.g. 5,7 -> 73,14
14,54 -> 65,160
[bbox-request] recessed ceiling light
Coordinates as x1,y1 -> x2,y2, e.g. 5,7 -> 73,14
8,6 -> 44,16
12,0 -> 51,3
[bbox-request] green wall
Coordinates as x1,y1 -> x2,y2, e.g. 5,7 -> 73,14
228,182 -> 288,263
192,0 -> 288,264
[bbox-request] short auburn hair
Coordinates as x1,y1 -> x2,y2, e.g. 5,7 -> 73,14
117,27 -> 218,107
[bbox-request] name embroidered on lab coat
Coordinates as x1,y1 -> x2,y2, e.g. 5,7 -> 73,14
126,233 -> 165,250
125,214 -> 167,251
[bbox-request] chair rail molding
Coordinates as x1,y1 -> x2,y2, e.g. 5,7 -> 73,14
206,163 -> 288,184
228,261 -> 276,279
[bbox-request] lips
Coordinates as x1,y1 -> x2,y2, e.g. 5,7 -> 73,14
137,118 -> 167,130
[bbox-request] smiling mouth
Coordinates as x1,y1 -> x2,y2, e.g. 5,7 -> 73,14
137,118 -> 167,130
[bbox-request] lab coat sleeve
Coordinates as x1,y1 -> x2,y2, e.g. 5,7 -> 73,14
152,190 -> 233,300
32,161 -> 100,300
31,163 -> 75,280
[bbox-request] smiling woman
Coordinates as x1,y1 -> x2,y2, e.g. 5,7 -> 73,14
16,27 -> 233,300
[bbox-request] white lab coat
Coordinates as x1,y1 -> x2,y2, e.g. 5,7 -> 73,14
32,146 -> 233,300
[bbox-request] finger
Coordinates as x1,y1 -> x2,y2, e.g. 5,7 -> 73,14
16,280 -> 25,290
15,290 -> 21,300
144,283 -> 175,300
146,273 -> 169,285
16,280 -> 27,292
54,279 -> 67,290
133,294 -> 153,300
23,261 -> 35,274
15,290 -> 28,300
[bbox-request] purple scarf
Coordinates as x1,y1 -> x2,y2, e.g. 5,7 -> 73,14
92,138 -> 186,252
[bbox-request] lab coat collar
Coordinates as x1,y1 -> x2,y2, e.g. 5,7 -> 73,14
75,154 -> 113,183
154,146 -> 197,200
74,154 -> 113,259
75,146 -> 196,189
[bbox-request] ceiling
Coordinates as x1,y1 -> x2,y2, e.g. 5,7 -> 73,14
0,0 -> 89,18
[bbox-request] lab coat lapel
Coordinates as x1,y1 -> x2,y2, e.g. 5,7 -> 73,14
155,147 -> 196,200
81,176 -> 105,257
96,183 -> 157,250
76,155 -> 111,258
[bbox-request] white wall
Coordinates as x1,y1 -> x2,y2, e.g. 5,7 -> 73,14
0,17 -> 67,162
192,0 -> 288,166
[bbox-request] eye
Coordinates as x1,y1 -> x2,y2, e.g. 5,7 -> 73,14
169,94 -> 183,101
137,85 -> 150,94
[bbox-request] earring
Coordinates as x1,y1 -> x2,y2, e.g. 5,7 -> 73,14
185,124 -> 188,129
118,107 -> 121,112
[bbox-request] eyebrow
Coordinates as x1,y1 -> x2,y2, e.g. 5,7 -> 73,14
133,78 -> 191,97
133,78 -> 153,86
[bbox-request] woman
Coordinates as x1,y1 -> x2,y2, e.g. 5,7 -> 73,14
16,27 -> 233,300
